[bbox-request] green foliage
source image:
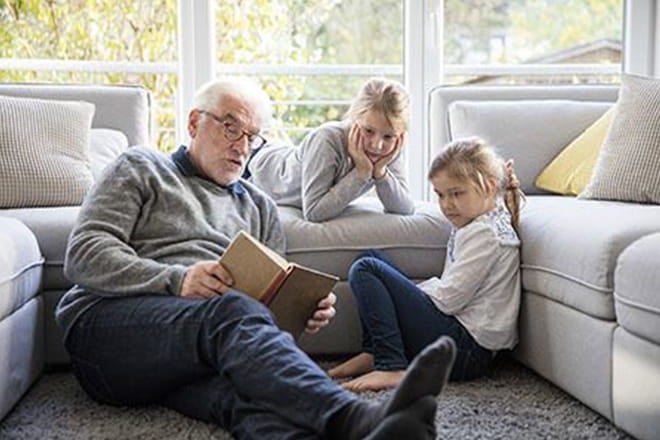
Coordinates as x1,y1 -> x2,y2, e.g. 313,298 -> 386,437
213,0 -> 403,145
444,0 -> 510,64
509,0 -> 622,61
0,0 -> 177,151
445,0 -> 622,64
1,0 -> 622,151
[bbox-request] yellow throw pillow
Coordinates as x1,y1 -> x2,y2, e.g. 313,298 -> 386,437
535,107 -> 615,195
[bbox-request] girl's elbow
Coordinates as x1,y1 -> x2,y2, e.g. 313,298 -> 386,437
401,204 -> 415,216
304,210 -> 330,222
385,204 -> 415,216
303,205 -> 332,222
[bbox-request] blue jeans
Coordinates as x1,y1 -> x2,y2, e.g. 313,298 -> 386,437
349,250 -> 494,381
64,291 -> 355,440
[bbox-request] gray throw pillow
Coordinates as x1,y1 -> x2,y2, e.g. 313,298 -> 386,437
0,95 -> 95,208
580,74 -> 660,204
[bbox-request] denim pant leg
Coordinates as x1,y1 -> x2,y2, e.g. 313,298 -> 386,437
65,291 -> 355,438
163,375 -> 318,440
349,252 -> 494,380
349,253 -> 439,370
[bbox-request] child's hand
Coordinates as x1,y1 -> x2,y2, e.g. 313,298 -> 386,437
348,122 -> 374,181
505,159 -> 520,190
372,132 -> 405,180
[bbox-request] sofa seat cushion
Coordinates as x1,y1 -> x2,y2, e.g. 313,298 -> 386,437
279,199 -> 450,280
520,196 -> 660,320
615,233 -> 660,345
0,217 -> 43,321
1,207 -> 80,291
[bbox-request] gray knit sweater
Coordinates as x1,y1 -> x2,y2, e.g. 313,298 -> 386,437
55,146 -> 284,340
248,120 -> 415,222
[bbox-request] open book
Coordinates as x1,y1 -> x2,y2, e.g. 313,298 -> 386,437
219,230 -> 339,338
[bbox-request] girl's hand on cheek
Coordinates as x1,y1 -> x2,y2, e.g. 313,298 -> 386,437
348,123 -> 373,180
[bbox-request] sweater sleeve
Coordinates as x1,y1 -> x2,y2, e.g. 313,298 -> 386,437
300,127 -> 369,222
259,194 -> 287,257
374,150 -> 415,215
64,154 -> 187,297
417,223 -> 500,314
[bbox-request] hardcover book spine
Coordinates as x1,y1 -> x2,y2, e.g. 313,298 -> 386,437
260,267 -> 291,306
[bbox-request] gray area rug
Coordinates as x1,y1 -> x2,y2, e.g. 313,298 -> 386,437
0,356 -> 633,439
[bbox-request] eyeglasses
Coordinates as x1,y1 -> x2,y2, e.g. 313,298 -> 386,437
200,110 -> 267,150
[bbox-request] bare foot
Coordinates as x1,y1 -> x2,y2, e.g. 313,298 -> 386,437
328,352 -> 375,379
342,370 -> 406,392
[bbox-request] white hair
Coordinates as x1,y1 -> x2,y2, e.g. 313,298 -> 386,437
193,77 -> 273,128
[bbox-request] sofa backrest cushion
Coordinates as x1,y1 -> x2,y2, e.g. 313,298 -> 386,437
429,84 -> 619,195
447,99 -> 612,194
0,83 -> 150,147
0,95 -> 95,208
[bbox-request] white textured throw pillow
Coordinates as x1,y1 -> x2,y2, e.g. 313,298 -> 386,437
0,95 -> 95,208
580,74 -> 660,204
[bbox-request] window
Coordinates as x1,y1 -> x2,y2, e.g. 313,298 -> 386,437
0,0 -> 178,151
213,1 -> 404,144
1,0 -> 656,199
442,0 -> 624,85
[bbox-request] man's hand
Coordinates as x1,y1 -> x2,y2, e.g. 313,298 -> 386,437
305,292 -> 337,334
347,123 -> 374,181
372,132 -> 405,180
180,261 -> 234,300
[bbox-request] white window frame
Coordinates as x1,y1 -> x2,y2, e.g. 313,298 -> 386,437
174,0 -> 656,200
625,0 -> 657,75
177,0 -> 215,144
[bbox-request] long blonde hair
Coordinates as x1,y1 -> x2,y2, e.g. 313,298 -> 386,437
344,77 -> 410,131
428,137 -> 523,234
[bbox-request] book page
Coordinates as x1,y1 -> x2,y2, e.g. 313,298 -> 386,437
219,230 -> 288,301
268,264 -> 338,338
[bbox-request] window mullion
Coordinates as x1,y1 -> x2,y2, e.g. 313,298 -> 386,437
405,0 -> 443,201
176,0 -> 216,145
623,0 -> 655,76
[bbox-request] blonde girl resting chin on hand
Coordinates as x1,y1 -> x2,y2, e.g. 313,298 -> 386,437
247,77 -> 414,222
329,137 -> 523,392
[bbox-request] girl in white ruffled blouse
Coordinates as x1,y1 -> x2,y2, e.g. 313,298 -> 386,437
330,137 -> 524,391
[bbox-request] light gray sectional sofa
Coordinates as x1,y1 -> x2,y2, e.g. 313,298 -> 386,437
0,84 -> 152,420
429,84 -> 660,440
1,82 -> 658,440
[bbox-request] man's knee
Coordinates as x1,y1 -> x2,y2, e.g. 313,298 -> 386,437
202,291 -> 274,324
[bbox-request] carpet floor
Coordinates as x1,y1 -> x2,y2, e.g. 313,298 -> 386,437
0,356 -> 633,439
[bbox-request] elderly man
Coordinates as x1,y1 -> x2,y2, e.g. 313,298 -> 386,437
56,78 -> 456,439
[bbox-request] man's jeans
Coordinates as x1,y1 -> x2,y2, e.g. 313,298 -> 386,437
349,250 -> 494,381
64,291 -> 354,440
